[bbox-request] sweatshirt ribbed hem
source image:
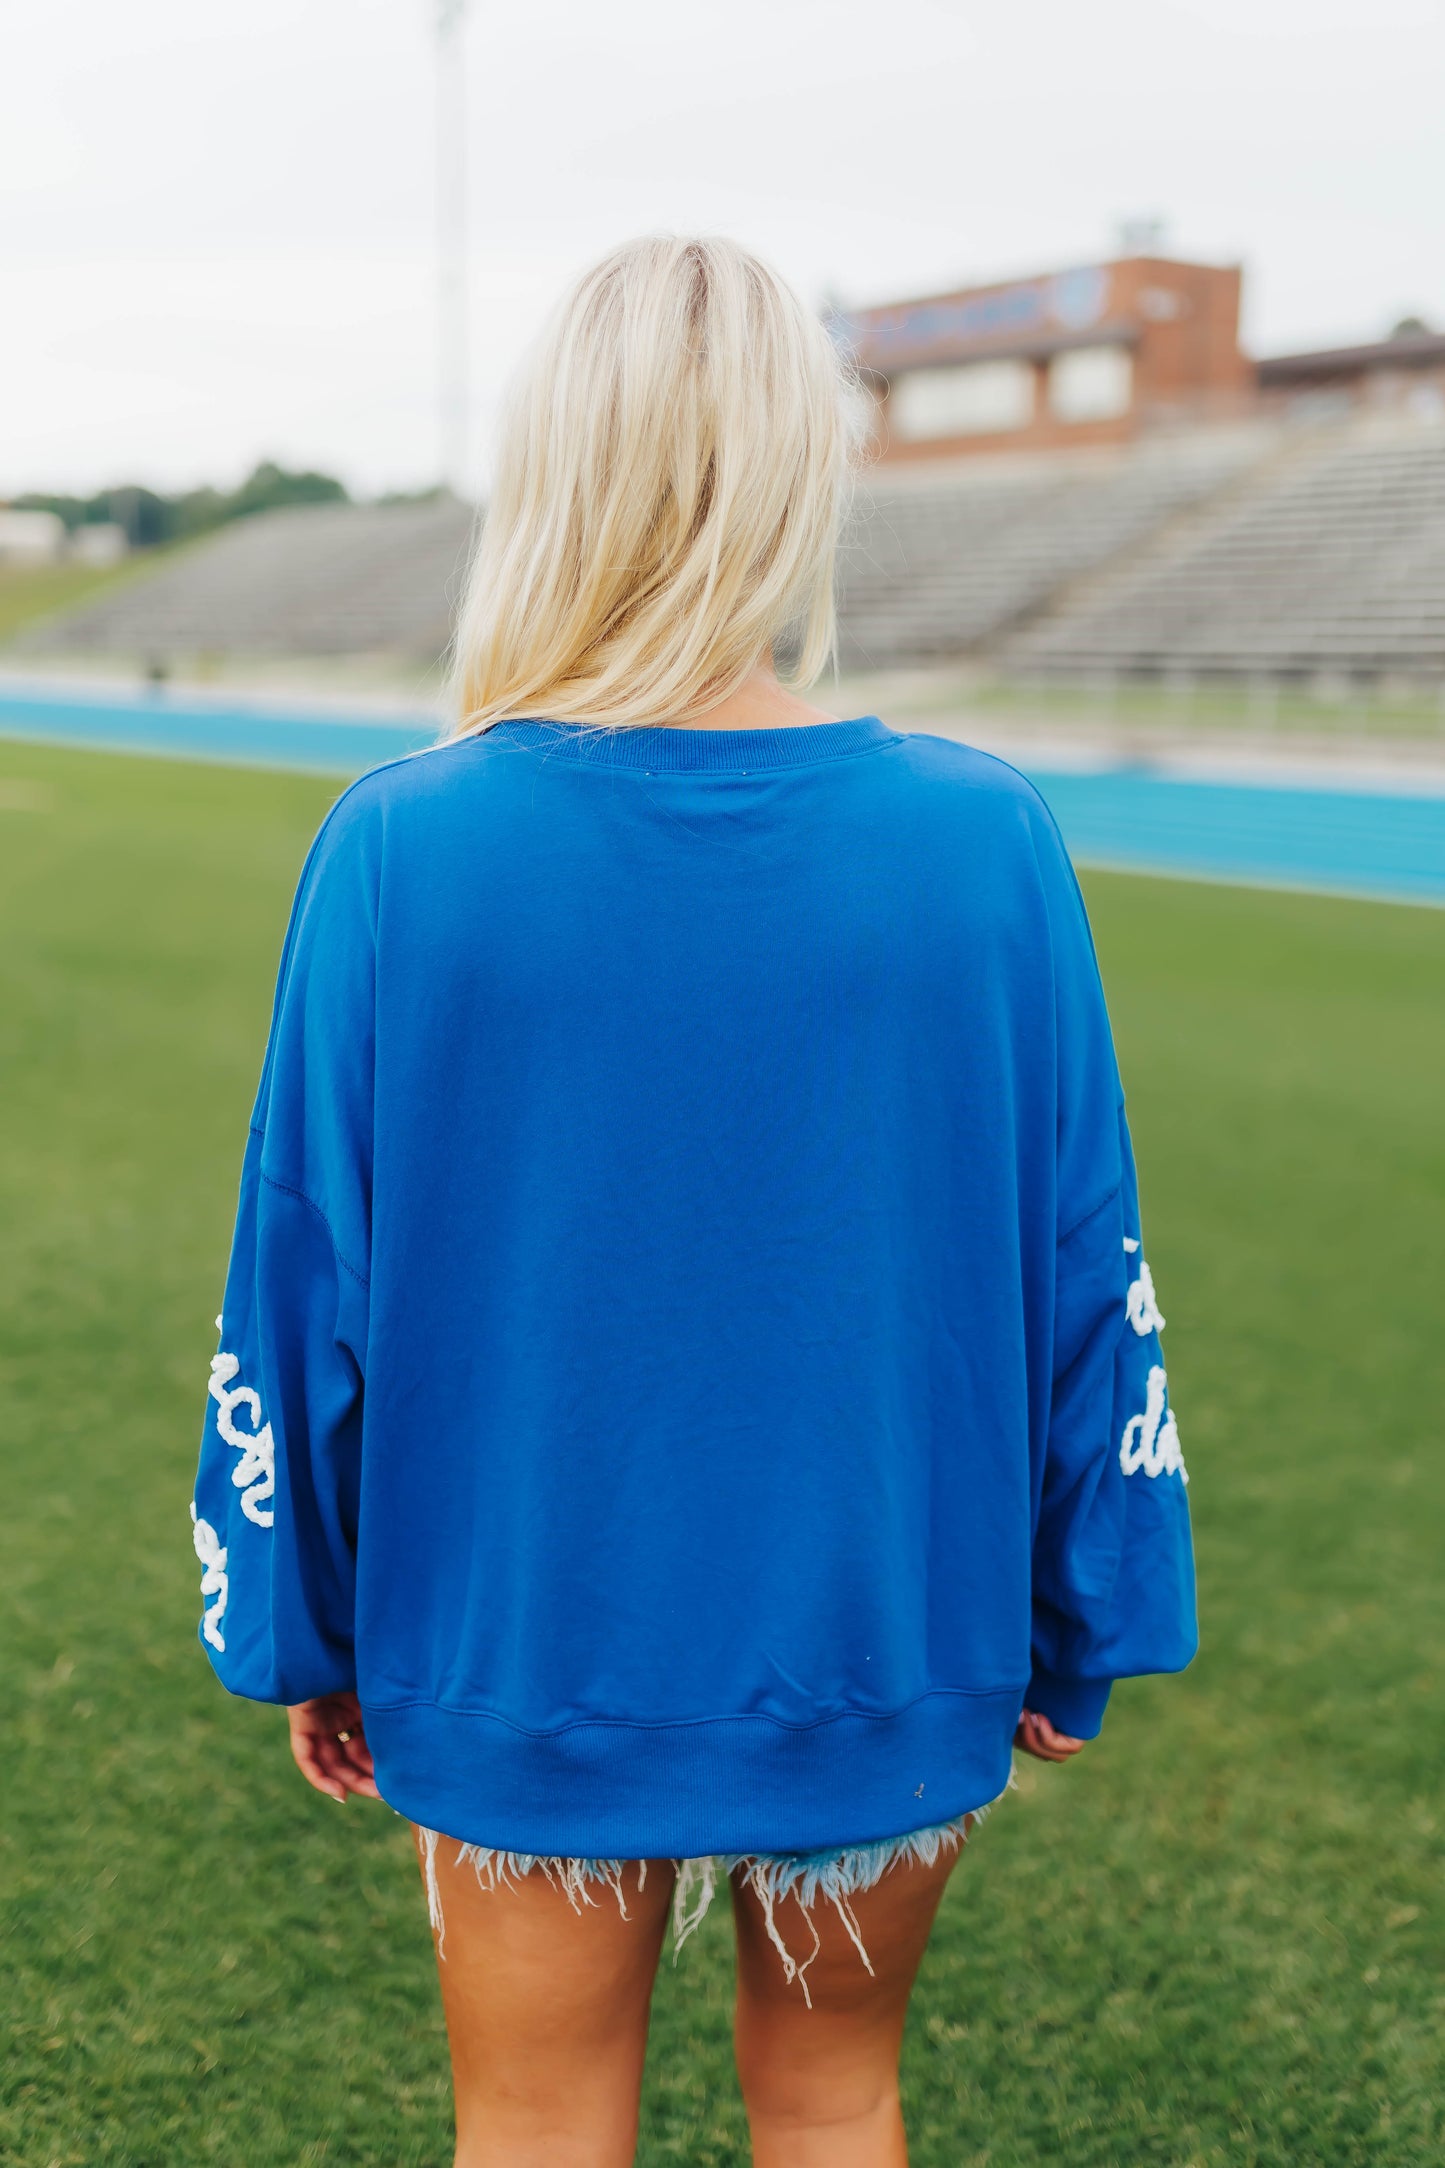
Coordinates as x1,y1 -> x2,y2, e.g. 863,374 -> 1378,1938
364,1687 -> 1022,1857
482,715 -> 901,773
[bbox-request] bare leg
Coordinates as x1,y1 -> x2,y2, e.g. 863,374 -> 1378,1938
415,1833 -> 675,2168
731,1842 -> 963,2168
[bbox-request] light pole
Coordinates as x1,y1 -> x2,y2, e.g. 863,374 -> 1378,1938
435,0 -> 470,497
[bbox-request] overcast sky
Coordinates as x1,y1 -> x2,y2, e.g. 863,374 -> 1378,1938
5,0 -> 1443,500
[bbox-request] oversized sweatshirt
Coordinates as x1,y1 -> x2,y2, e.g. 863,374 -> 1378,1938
190,715 -> 1197,1857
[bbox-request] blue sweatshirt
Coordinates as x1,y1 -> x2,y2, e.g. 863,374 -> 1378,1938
190,715 -> 1196,1857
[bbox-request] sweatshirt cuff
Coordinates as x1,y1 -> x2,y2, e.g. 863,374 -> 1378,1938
1024,1666 -> 1112,1740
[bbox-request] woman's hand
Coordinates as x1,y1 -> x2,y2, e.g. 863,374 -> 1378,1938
286,1691 -> 381,1803
1014,1708 -> 1087,1764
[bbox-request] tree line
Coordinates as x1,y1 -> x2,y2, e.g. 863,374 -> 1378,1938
11,461 -> 366,550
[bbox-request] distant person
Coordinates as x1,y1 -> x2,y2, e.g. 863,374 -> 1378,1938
189,236 -> 1197,2167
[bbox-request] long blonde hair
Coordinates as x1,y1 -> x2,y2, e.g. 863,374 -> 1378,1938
448,235 -> 860,733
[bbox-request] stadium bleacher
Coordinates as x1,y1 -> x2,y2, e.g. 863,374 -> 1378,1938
16,497 -> 475,665
1005,415 -> 1445,680
834,429 -> 1271,670
13,414 -> 1445,689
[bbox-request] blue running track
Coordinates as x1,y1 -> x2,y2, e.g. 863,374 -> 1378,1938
2,682 -> 1443,908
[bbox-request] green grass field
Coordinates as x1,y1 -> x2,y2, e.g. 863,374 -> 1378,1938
2,741 -> 1442,2167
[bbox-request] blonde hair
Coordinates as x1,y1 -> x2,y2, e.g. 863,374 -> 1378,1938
448,235 -> 860,733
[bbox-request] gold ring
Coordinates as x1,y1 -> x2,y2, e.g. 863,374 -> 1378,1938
335,1729 -> 353,1743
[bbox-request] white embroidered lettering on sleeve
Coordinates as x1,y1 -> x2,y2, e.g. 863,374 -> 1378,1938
208,1316 -> 276,1527
191,1502 -> 229,1650
1125,1250 -> 1166,1338
1119,1364 -> 1188,1483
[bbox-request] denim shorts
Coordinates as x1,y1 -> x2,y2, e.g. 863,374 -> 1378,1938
416,1768 -> 1013,2004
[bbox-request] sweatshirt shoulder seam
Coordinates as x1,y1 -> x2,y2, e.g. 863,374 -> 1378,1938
1057,1093 -> 1129,1246
257,1166 -> 371,1288
1058,1178 -> 1123,1248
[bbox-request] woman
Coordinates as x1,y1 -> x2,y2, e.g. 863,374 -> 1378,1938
190,236 -> 1196,2166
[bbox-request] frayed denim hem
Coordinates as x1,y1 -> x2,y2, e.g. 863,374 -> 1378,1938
416,1763 -> 1016,2004
416,1836 -> 643,1955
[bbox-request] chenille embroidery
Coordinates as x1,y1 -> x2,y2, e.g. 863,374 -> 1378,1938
1119,1363 -> 1188,1482
1122,1236 -> 1166,1338
207,1315 -> 276,1527
191,1503 -> 229,1651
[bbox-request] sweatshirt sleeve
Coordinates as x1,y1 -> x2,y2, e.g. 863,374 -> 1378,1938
188,789 -> 377,1705
1023,802 -> 1198,1740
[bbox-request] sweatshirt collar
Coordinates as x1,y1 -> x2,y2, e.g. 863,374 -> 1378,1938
484,715 -> 900,773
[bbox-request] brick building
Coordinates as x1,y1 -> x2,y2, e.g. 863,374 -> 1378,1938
837,255 -> 1252,461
